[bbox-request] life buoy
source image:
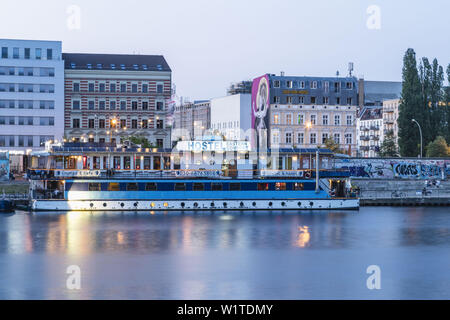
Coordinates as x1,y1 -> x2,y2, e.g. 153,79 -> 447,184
305,171 -> 312,179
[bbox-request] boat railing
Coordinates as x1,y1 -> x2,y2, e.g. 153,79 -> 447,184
26,168 -> 351,180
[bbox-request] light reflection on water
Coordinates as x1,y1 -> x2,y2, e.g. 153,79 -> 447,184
0,207 -> 449,299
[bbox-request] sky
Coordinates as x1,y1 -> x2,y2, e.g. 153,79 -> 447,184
1,0 -> 449,101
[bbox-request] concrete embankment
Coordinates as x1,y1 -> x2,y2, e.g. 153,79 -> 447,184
352,179 -> 450,206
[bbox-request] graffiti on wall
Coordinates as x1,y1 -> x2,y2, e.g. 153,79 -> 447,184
336,158 -> 450,179
0,152 -> 9,181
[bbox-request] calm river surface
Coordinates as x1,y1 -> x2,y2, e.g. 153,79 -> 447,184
0,207 -> 449,300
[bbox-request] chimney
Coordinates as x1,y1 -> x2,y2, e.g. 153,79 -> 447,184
280,71 -> 285,77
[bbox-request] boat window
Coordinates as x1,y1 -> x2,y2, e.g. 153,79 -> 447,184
145,183 -> 157,191
108,183 -> 120,191
88,183 -> 101,191
127,183 -> 138,191
211,183 -> 223,191
193,183 -> 204,191
293,183 -> 304,191
174,183 -> 186,191
257,183 -> 269,191
275,182 -> 287,191
229,183 -> 241,191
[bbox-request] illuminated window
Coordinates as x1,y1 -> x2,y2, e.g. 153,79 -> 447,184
258,183 -> 269,191
126,183 -> 138,191
275,182 -> 287,191
294,183 -> 304,191
193,183 -> 204,191
108,183 -> 120,191
88,183 -> 101,191
145,183 -> 157,191
174,183 -> 186,191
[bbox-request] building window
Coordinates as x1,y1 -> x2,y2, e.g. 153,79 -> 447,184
132,101 -> 138,110
99,83 -> 105,92
286,96 -> 293,104
99,119 -> 105,128
297,114 -> 304,125
273,96 -> 280,103
346,82 -> 353,89
72,100 -> 80,110
345,133 -> 352,144
299,81 -> 305,89
99,101 -> 105,110
142,101 -> 148,110
334,133 -> 340,144
310,114 -> 316,125
299,96 -> 304,104
156,139 -> 163,148
296,132 -> 303,144
132,84 -> 138,93
120,101 -> 126,110
272,131 -> 279,145
273,114 -> 280,124
88,83 -> 95,92
88,101 -> 95,110
142,119 -> 148,128
1,47 -> 7,59
72,118 -> 80,128
346,115 -> 353,125
323,97 -> 329,104
286,81 -> 292,88
310,133 -> 316,144
334,115 -> 340,125
13,47 -> 19,59
110,83 -> 116,92
88,119 -> 95,128
131,119 -> 138,129
156,101 -> 164,111
285,132 -> 292,144
311,81 -> 317,89
286,113 -> 292,125
120,119 -> 127,128
24,48 -> 30,59
274,80 -> 280,88
142,84 -> 148,93
322,133 -> 329,143
157,84 -> 163,93
311,96 -> 316,104
156,119 -> 164,129
323,81 -> 329,93
121,83 -> 127,92
73,83 -> 80,92
47,49 -> 53,60
35,48 -> 42,60
322,115 -> 328,125
110,101 -> 116,110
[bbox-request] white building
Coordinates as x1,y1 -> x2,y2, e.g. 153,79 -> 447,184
0,39 -> 64,153
356,106 -> 383,157
210,94 -> 251,141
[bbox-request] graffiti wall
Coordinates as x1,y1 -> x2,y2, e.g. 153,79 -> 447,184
336,158 -> 450,179
0,152 -> 9,181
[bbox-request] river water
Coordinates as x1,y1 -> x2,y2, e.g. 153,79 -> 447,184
0,207 -> 449,300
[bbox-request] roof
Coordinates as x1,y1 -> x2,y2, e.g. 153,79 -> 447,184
62,53 -> 171,72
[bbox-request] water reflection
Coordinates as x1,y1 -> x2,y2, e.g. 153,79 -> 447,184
0,207 -> 449,299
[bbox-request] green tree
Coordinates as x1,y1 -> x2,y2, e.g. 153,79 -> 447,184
426,136 -> 450,157
398,49 -> 424,156
323,138 -> 343,154
123,136 -> 154,148
445,64 -> 450,142
379,130 -> 399,157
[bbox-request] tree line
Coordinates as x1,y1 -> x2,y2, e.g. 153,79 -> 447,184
397,48 -> 450,157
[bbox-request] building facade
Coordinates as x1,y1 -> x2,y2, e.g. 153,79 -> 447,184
252,74 -> 358,155
0,39 -> 64,153
382,98 -> 400,146
172,100 -> 210,142
63,53 -> 172,148
356,106 -> 383,157
210,94 -> 252,141
357,79 -> 402,108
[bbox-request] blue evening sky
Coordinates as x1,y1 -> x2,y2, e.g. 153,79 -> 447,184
1,0 -> 449,101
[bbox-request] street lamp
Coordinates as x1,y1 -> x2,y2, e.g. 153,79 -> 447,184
411,119 -> 423,158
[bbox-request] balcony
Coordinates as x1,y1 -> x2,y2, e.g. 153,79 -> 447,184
384,119 -> 394,124
360,126 -> 370,131
370,125 -> 380,130
360,146 -> 370,151
370,135 -> 380,141
360,135 -> 370,141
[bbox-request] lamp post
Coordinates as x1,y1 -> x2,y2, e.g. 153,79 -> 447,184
411,119 -> 423,158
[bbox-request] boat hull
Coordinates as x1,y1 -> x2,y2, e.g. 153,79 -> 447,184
31,198 -> 359,211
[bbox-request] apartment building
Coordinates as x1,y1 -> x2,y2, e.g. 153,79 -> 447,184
63,53 -> 172,148
0,39 -> 64,153
382,98 -> 400,146
252,73 -> 358,155
356,106 -> 383,157
172,100 -> 210,142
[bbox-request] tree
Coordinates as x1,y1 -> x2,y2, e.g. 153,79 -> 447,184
398,49 -> 424,157
426,136 -> 450,157
445,64 -> 450,142
379,130 -> 399,157
323,138 -> 343,154
123,136 -> 154,148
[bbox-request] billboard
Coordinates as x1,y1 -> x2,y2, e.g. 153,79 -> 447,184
251,74 -> 270,151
